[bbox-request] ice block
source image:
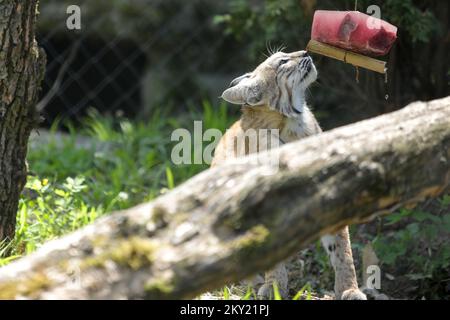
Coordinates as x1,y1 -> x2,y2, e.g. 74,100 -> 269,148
311,10 -> 398,56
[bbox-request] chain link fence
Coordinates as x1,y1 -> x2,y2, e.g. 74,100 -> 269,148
36,0 -> 246,126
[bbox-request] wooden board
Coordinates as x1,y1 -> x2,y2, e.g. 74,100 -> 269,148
307,39 -> 387,74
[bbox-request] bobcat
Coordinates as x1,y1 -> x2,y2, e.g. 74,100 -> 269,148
211,50 -> 366,300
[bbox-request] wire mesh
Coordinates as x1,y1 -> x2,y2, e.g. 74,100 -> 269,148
36,1 -> 242,126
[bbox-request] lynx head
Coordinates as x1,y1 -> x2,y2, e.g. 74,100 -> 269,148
221,50 -> 317,117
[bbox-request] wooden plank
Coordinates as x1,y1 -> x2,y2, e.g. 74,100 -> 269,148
307,40 -> 387,74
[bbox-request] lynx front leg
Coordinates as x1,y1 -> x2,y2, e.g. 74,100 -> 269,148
257,263 -> 289,299
321,227 -> 367,300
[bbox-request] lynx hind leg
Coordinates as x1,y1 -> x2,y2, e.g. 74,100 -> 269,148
321,227 -> 367,300
257,263 -> 289,299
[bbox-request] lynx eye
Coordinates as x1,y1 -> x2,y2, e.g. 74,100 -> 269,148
278,59 -> 289,67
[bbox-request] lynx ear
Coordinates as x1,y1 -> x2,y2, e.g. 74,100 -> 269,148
221,74 -> 265,106
229,73 -> 252,88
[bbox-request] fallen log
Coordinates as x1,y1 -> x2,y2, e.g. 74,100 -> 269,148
0,97 -> 449,299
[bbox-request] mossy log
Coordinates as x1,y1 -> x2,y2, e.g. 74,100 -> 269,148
0,97 -> 449,299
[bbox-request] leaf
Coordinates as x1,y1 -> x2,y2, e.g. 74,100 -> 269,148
272,282 -> 282,300
293,283 -> 312,301
411,210 -> 432,222
385,209 -> 411,225
406,223 -> 420,235
441,195 -> 450,207
165,166 -> 175,190
442,214 -> 450,231
54,189 -> 67,197
0,255 -> 21,267
241,286 -> 254,300
383,250 -> 399,265
213,14 -> 231,25
223,286 -> 230,300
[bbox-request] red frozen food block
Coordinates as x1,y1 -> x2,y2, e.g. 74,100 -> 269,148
311,10 -> 397,56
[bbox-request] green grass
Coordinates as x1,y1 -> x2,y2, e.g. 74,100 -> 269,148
371,207 -> 450,299
0,100 -> 448,300
0,100 -> 235,264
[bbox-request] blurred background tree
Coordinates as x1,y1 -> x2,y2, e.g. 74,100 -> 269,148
37,0 -> 448,129
214,0 -> 449,128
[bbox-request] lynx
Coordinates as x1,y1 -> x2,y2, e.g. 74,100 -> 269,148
211,50 -> 366,300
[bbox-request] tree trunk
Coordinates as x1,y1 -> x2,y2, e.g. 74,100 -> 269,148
0,96 -> 448,299
0,0 -> 46,241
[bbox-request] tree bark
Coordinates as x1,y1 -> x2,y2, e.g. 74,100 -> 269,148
0,97 -> 448,299
0,0 -> 46,241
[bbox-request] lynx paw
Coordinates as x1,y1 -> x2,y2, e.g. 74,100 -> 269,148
341,288 -> 367,300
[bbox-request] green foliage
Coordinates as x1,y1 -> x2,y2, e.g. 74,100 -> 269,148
373,204 -> 450,298
440,195 -> 450,207
292,283 -> 313,300
214,0 -> 310,60
0,96 -> 447,299
272,282 -> 283,300
273,281 -> 314,300
382,0 -> 440,43
214,0 -> 440,60
241,286 -> 257,300
13,176 -> 99,256
0,101 -> 234,264
223,286 -> 231,300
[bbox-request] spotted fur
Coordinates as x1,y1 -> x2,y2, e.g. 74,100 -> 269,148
221,51 -> 317,118
213,50 -> 366,300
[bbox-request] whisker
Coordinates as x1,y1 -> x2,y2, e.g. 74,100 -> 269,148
276,44 -> 287,53
265,42 -> 288,56
261,50 -> 270,59
266,41 -> 274,56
